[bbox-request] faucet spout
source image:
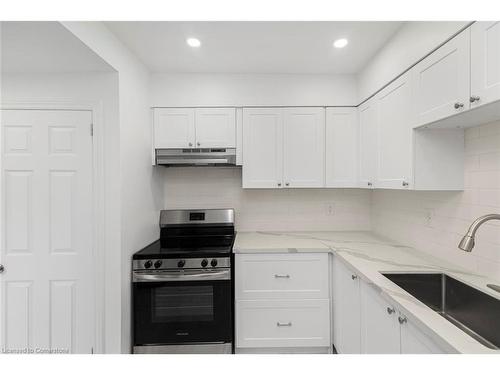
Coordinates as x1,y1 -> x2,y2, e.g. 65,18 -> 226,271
458,214 -> 500,252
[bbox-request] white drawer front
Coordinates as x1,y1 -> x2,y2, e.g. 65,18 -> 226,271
236,299 -> 330,348
235,253 -> 329,299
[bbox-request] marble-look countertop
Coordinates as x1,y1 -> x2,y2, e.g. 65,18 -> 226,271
234,231 -> 500,354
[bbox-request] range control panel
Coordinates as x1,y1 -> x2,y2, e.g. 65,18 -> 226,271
133,257 -> 230,271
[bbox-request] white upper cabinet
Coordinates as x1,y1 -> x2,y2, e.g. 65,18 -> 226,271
242,108 -> 283,188
283,107 -> 325,188
194,108 -> 236,148
153,107 -> 236,149
358,99 -> 378,189
471,21 -> 500,108
325,108 -> 358,188
376,72 -> 413,189
412,29 -> 471,127
153,108 -> 195,148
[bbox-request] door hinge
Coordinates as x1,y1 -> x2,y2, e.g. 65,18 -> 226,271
90,123 -> 94,136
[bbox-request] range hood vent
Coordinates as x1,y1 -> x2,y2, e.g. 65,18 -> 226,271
155,148 -> 237,167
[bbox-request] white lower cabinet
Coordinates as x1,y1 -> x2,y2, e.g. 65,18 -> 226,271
333,256 -> 448,354
235,253 -> 330,353
236,299 -> 330,348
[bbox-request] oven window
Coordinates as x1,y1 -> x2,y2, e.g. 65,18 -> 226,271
151,285 -> 214,323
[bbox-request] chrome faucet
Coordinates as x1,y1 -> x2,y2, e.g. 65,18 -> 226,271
458,214 -> 500,252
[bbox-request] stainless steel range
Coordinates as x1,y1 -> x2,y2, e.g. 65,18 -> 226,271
132,209 -> 235,354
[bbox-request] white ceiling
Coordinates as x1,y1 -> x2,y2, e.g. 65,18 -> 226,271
106,21 -> 403,74
1,21 -> 114,73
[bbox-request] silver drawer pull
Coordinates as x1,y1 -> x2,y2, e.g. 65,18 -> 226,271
277,322 -> 292,327
274,274 -> 290,278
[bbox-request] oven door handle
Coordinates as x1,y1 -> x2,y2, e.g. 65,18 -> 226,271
133,269 -> 231,282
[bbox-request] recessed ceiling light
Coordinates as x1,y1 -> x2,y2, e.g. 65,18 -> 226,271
333,38 -> 348,49
186,38 -> 201,48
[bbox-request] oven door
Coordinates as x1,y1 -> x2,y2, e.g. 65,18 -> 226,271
133,269 -> 232,346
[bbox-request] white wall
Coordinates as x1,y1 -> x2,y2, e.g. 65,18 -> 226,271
0,71 -> 122,353
151,73 -> 357,107
163,168 -> 371,232
357,21 -> 470,102
61,22 -> 164,353
372,120 -> 500,281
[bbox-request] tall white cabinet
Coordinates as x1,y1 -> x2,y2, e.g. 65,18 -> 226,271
358,99 -> 377,189
242,107 -> 325,189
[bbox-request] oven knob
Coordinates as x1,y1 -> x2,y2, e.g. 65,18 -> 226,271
177,260 -> 185,268
154,260 -> 162,269
210,259 -> 218,267
144,260 -> 153,269
201,259 -> 208,268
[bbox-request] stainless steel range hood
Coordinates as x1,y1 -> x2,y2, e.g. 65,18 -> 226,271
155,148 -> 237,167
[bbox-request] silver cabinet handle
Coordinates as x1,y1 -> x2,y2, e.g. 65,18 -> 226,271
387,307 -> 395,315
351,274 -> 358,280
398,316 -> 407,324
277,182 -> 282,187
470,95 -> 481,103
285,182 -> 290,186
402,181 -> 409,187
277,322 -> 292,327
454,102 -> 464,109
197,142 -> 201,146
274,274 -> 290,278
0,264 -> 4,274
188,142 -> 193,147
367,182 -> 372,187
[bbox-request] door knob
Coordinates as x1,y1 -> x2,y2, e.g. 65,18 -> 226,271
454,102 -> 464,109
0,264 -> 4,273
285,182 -> 290,186
197,142 -> 201,146
470,95 -> 481,103
387,307 -> 395,315
277,182 -> 282,187
188,142 -> 193,147
398,316 -> 407,324
402,181 -> 409,187
351,274 -> 358,280
367,182 -> 372,187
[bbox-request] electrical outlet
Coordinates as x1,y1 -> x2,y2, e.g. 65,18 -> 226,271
424,209 -> 435,228
325,203 -> 336,216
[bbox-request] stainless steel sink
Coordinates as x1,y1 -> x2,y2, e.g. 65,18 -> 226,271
382,273 -> 500,350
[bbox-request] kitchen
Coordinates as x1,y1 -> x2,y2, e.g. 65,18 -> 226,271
1,5 -> 500,368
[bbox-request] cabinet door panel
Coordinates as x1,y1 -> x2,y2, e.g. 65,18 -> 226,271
358,100 -> 377,189
195,108 -> 236,148
360,281 -> 400,354
153,108 -> 195,149
412,29 -> 470,127
333,257 -> 361,354
283,108 -> 325,188
325,108 -> 358,187
401,318 -> 447,354
242,108 -> 283,188
376,73 -> 413,189
471,21 -> 500,107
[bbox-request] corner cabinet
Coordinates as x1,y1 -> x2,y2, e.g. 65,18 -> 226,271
332,256 -> 448,354
242,107 -> 325,189
153,107 -> 236,149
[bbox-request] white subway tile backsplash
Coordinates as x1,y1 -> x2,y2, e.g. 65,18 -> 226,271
372,120 -> 500,281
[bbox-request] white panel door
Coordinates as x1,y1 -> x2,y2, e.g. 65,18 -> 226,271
283,107 -> 325,188
325,108 -> 358,187
358,99 -> 377,189
376,73 -> 413,189
332,257 -> 361,354
360,281 -> 400,354
412,29 -> 471,127
242,108 -> 283,188
153,108 -> 195,149
400,317 -> 447,354
1,110 -> 94,354
194,108 -> 236,148
471,21 -> 500,108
